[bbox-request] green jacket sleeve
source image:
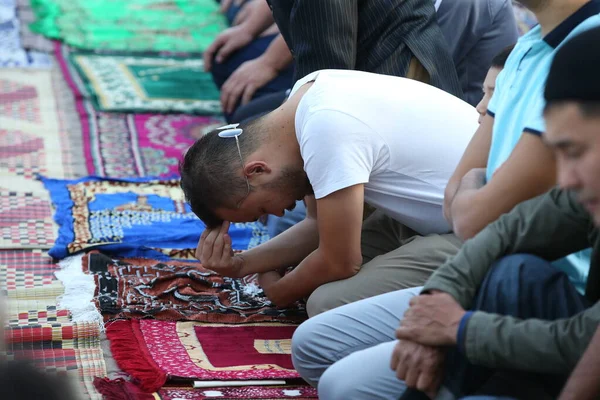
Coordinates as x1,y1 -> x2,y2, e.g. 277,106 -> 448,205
423,188 -> 591,308
422,188 -> 595,373
465,303 -> 600,373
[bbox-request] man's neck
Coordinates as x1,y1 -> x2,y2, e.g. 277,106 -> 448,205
258,105 -> 303,167
535,0 -> 592,36
265,83 -> 315,146
264,102 -> 297,143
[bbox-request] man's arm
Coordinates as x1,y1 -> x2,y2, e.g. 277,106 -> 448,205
449,131 -> 557,240
259,34 -> 293,72
259,184 -> 365,306
417,189 -> 595,374
425,188 -> 591,308
203,0 -> 274,71
462,303 -> 600,374
231,0 -> 274,39
559,325 -> 600,400
238,195 -> 320,275
219,34 -> 293,113
444,114 -> 493,222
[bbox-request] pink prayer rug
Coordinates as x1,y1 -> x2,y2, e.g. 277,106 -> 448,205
106,319 -> 304,392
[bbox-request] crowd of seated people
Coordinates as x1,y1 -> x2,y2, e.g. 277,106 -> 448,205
181,1 -> 600,398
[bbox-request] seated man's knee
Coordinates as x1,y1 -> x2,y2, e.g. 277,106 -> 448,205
318,358 -> 362,400
291,318 -> 330,387
210,58 -> 236,88
318,349 -> 399,400
306,284 -> 344,318
476,254 -> 582,318
486,253 -> 556,287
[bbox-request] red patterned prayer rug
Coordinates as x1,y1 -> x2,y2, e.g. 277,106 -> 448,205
154,385 -> 318,400
106,319 -> 304,392
94,378 -> 318,400
84,252 -> 306,324
55,42 -> 224,178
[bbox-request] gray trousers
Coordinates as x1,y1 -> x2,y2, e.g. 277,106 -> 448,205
294,287 -> 421,399
307,210 -> 462,317
294,288 -> 520,400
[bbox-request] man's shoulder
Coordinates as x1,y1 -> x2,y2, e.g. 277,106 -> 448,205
565,14 -> 600,44
504,25 -> 542,62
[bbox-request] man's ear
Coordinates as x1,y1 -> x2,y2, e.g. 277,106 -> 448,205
244,161 -> 272,177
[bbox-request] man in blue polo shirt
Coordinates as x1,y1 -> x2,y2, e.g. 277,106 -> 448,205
444,0 -> 600,293
478,0 -> 600,291
289,1 -> 600,399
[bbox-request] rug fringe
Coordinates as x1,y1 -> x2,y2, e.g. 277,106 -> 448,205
56,253 -> 104,329
93,377 -> 155,400
106,320 -> 168,392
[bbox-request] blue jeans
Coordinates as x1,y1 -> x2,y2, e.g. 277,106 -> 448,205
442,254 -> 589,399
292,254 -> 589,400
224,1 -> 244,25
215,0 -> 249,25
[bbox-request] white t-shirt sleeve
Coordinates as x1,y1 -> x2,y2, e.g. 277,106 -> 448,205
298,109 -> 382,199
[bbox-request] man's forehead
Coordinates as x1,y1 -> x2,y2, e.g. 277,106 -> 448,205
544,105 -> 598,144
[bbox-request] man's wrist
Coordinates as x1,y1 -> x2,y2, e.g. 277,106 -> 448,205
254,54 -> 277,71
234,254 -> 249,277
258,270 -> 282,295
239,21 -> 259,39
259,47 -> 292,73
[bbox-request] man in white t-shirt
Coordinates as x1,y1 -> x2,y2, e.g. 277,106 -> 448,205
180,69 -> 478,310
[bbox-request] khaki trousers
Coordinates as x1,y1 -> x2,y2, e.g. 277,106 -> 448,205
307,210 -> 462,317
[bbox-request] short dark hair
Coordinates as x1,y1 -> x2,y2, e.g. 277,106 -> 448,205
179,118 -> 265,228
544,27 -> 600,116
490,44 -> 515,69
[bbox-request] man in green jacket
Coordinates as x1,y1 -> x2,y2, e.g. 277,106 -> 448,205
392,25 -> 600,399
291,26 -> 600,400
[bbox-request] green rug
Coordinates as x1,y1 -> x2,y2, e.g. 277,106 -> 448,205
69,53 -> 222,114
29,0 -> 227,52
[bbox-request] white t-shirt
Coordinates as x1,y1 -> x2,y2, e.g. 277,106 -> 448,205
290,69 -> 478,235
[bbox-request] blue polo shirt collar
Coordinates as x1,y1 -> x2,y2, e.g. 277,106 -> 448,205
544,0 -> 600,47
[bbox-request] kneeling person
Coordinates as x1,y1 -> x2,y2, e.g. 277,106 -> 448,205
180,69 -> 478,309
